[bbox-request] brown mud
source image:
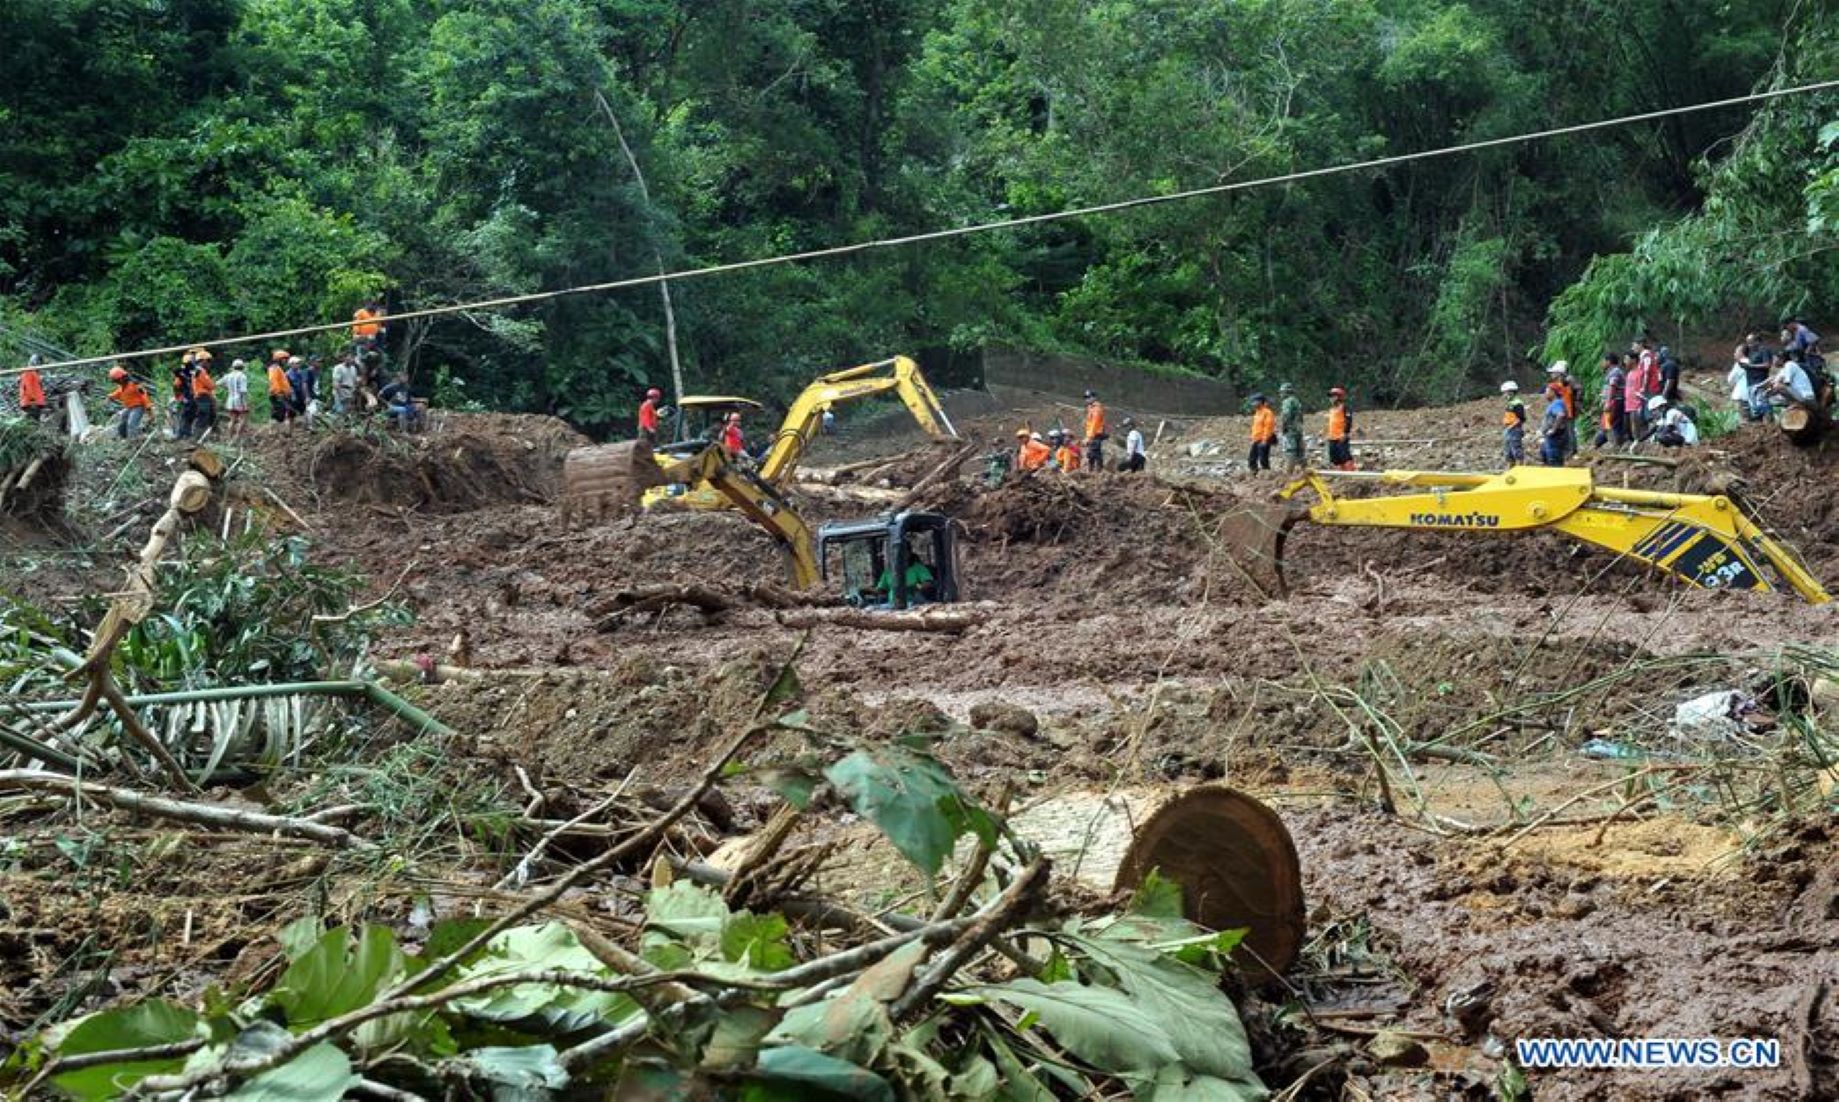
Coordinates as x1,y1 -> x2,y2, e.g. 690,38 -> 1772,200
5,392 -> 1838,1099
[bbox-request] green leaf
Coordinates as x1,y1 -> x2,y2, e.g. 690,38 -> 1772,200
646,882 -> 730,948
977,1023 -> 1071,1102
275,916 -> 323,961
823,747 -> 995,877
1128,869 -> 1185,919
1140,1065 -> 1266,1102
766,993 -> 891,1067
747,1045 -> 894,1102
951,1054 -> 1003,1100
1064,935 -> 1259,1090
702,1006 -> 783,1070
721,911 -> 796,971
224,1043 -> 357,1102
51,1001 -> 203,1101
966,979 -> 1180,1073
451,1045 -> 568,1099
756,766 -> 822,809
763,662 -> 803,707
448,923 -> 642,1033
272,926 -> 407,1029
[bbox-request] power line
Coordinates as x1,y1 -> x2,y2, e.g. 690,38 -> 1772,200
8,77 -> 1838,379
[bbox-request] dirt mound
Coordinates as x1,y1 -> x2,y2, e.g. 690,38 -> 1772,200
303,419 -> 584,514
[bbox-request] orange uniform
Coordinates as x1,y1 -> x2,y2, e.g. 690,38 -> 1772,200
1054,443 -> 1080,470
1084,402 -> 1106,440
1326,404 -> 1350,441
267,363 -> 293,398
1019,438 -> 1051,471
109,381 -> 152,409
352,307 -> 382,340
192,367 -> 216,397
1250,405 -> 1277,443
637,397 -> 660,434
19,369 -> 45,409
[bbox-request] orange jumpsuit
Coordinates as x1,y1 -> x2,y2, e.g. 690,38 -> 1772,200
1019,438 -> 1051,471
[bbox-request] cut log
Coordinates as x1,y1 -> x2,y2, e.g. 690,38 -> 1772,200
774,606 -> 989,634
1009,785 -> 1305,978
1780,404 -> 1828,446
889,441 -> 980,513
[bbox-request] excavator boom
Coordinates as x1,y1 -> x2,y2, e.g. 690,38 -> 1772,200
1269,466 -> 1830,603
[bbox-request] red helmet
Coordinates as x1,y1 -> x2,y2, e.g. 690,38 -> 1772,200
646,387 -> 662,399
1329,386 -> 1347,398
109,366 -> 128,381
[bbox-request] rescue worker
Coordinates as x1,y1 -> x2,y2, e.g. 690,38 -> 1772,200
874,547 -> 935,606
222,359 -> 250,439
1247,393 -> 1276,472
1546,362 -> 1578,458
720,411 -> 746,457
172,351 -> 200,439
1018,430 -> 1051,471
1539,381 -> 1569,467
1120,418 -> 1147,472
17,355 -> 47,422
189,351 -> 217,437
1657,345 -> 1682,403
1501,381 -> 1527,464
1599,354 -> 1628,447
1083,390 -> 1106,470
267,352 -> 295,425
1324,387 -> 1354,471
1052,430 -> 1081,471
107,366 -> 152,439
637,387 -> 663,445
1278,382 -> 1304,472
352,298 -> 385,354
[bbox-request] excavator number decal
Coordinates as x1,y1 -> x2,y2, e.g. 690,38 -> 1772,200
1407,512 -> 1501,528
1669,535 -> 1761,591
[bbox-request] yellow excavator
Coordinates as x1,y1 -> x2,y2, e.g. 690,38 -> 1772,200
643,355 -> 956,510
1256,466 -> 1830,603
563,438 -> 961,608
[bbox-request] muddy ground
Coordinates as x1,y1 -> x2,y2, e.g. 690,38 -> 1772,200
3,388 -> 1837,1100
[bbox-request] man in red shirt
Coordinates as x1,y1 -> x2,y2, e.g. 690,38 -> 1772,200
721,412 -> 745,457
637,387 -> 662,445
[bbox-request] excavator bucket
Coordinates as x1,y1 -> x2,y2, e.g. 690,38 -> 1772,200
1212,502 -> 1301,598
560,440 -> 672,525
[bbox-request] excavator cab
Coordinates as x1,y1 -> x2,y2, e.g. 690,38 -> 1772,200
819,512 -> 961,610
663,396 -> 765,454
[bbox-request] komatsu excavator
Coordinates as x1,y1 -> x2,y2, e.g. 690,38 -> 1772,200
643,355 -> 956,510
562,438 -> 960,608
1252,467 -> 1830,603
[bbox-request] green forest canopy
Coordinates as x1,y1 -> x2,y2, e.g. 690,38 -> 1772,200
2,0 -> 1835,430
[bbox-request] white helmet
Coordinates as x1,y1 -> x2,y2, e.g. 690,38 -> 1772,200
1500,380 -> 1519,393
1547,361 -> 1569,376
1030,432 -> 1043,442
1646,395 -> 1668,413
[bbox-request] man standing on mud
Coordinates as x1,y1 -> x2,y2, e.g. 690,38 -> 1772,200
1247,393 -> 1276,473
637,387 -> 662,446
1083,390 -> 1106,470
1539,381 -> 1570,466
1501,381 -> 1526,464
1324,387 -> 1354,471
1278,383 -> 1304,472
1121,418 -> 1147,472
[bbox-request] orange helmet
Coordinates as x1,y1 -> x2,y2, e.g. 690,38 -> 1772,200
271,350 -> 289,362
194,348 -> 212,361
109,366 -> 128,381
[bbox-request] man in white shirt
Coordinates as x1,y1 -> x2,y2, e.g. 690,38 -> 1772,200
1122,418 -> 1147,473
331,357 -> 361,414
1765,355 -> 1816,408
1646,396 -> 1698,448
220,360 -> 250,440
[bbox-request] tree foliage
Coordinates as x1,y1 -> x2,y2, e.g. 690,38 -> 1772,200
0,0 -> 1823,421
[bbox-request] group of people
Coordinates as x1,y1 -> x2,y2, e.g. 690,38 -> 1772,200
1245,384 -> 1354,473
1505,345 -> 1695,467
11,297 -> 418,442
1729,320 -> 1828,419
1010,391 -> 1148,476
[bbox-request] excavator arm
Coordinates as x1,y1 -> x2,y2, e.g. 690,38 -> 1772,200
653,445 -> 821,589
758,355 -> 957,485
1273,467 -> 1830,604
